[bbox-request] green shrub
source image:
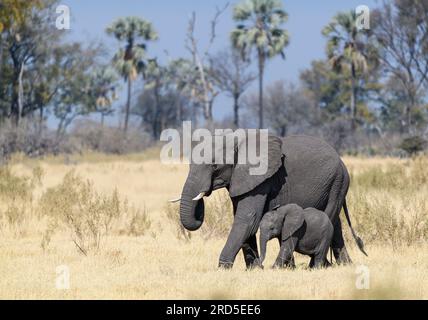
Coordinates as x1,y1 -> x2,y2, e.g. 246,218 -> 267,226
399,136 -> 427,156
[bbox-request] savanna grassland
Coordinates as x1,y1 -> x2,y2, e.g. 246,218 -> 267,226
0,151 -> 428,299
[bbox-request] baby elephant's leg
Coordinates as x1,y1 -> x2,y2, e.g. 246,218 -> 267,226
273,253 -> 295,269
312,239 -> 331,269
273,238 -> 296,269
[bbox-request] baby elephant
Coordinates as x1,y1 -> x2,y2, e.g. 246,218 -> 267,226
259,204 -> 333,269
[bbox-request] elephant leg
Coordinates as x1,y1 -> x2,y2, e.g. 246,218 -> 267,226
331,218 -> 352,264
288,256 -> 296,268
219,188 -> 268,269
312,255 -> 326,269
241,234 -> 261,269
309,256 -> 315,268
313,242 -> 331,269
324,164 -> 352,265
273,238 -> 296,269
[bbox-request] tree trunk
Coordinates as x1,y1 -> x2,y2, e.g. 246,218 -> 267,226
17,62 -> 24,126
280,125 -> 286,137
153,79 -> 161,139
124,78 -> 132,134
405,105 -> 411,135
39,105 -> 44,135
0,33 -> 3,87
192,102 -> 198,128
207,100 -> 214,132
176,96 -> 183,124
194,51 -> 214,131
11,75 -> 20,126
350,63 -> 357,131
406,88 -> 416,135
258,49 -> 265,129
233,93 -> 239,128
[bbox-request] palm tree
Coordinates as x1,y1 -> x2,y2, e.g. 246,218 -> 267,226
322,11 -> 377,130
231,0 -> 289,129
107,17 -> 158,134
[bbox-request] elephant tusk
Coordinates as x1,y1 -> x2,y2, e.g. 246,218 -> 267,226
168,197 -> 181,203
192,192 -> 206,201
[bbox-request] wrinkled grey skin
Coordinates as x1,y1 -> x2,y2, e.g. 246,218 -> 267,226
259,204 -> 334,269
178,134 -> 365,269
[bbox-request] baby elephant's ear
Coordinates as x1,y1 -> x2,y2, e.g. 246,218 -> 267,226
282,209 -> 305,241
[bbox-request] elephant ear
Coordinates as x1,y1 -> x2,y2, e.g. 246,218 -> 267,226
281,208 -> 305,241
229,133 -> 283,198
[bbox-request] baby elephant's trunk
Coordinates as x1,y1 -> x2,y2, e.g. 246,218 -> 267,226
259,235 -> 269,264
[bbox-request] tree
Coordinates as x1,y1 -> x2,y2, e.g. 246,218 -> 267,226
243,81 -> 316,136
185,5 -> 228,130
1,0 -> 60,126
142,59 -> 170,138
89,66 -> 119,126
52,43 -> 104,138
0,0 -> 44,33
107,16 -> 158,134
133,59 -> 194,139
0,0 -> 44,77
300,59 -> 346,120
372,0 -> 428,134
231,0 -> 289,129
210,47 -> 256,128
399,135 -> 427,156
322,11 -> 378,131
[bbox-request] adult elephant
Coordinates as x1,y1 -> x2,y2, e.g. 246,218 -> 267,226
174,133 -> 365,269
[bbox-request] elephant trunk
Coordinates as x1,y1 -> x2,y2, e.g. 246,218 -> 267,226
259,234 -> 269,264
179,180 -> 205,231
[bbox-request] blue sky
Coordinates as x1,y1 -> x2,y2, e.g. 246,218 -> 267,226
60,0 -> 379,124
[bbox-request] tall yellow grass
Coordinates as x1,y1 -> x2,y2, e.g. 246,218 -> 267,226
0,153 -> 427,299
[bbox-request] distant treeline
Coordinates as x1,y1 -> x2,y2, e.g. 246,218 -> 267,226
0,0 -> 428,157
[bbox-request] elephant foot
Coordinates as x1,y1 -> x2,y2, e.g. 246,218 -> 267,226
333,247 -> 352,265
272,263 -> 294,270
273,256 -> 295,269
246,262 -> 264,271
218,261 -> 234,269
324,259 -> 332,268
243,256 -> 263,270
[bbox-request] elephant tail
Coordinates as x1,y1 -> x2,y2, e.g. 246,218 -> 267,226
343,199 -> 368,256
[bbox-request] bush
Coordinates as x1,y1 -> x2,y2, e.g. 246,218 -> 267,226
0,119 -> 155,162
0,120 -> 75,159
0,166 -> 34,202
399,136 -> 427,156
0,165 -> 42,235
202,191 -> 233,239
39,171 -> 150,253
125,205 -> 152,237
69,120 -> 153,154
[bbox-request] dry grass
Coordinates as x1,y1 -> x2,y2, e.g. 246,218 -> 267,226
0,153 -> 427,299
